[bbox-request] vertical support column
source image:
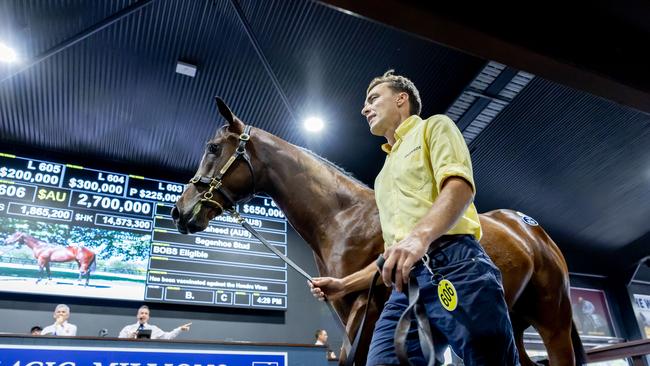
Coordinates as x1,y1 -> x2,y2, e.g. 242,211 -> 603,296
606,273 -> 648,365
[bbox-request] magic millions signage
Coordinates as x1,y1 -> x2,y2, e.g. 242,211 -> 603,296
0,345 -> 286,366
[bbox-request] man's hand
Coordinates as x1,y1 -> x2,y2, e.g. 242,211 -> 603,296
381,235 -> 428,292
179,323 -> 192,331
308,277 -> 345,301
380,178 -> 475,292
129,331 -> 138,338
54,315 -> 65,326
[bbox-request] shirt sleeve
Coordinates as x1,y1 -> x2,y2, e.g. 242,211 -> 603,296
160,327 -> 181,340
151,325 -> 180,340
68,324 -> 77,336
118,325 -> 132,338
426,115 -> 476,193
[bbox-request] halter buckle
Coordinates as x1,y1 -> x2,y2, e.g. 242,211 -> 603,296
239,133 -> 250,141
189,176 -> 200,184
209,178 -> 222,189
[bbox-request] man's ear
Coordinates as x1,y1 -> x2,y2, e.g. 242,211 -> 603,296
215,97 -> 244,134
396,92 -> 408,109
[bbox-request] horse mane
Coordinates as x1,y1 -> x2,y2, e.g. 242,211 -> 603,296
296,146 -> 370,188
214,123 -> 371,189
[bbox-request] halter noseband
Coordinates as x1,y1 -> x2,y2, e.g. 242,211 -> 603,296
188,125 -> 255,212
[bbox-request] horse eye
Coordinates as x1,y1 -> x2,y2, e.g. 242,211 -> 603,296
206,143 -> 220,155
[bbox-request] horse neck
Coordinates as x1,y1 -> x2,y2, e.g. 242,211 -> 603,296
251,130 -> 375,255
21,235 -> 41,249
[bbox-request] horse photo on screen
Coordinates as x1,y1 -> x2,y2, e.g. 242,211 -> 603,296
173,98 -> 586,366
4,231 -> 96,286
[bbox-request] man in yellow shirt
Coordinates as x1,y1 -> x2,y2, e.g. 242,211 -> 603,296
310,71 -> 518,365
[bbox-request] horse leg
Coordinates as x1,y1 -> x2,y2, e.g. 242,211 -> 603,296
45,264 -> 52,282
532,294 -> 577,366
36,265 -> 43,283
339,295 -> 369,365
511,313 -> 539,366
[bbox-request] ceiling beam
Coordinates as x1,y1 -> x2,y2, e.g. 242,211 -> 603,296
318,0 -> 650,114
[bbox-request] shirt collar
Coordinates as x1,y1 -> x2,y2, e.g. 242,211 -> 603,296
380,115 -> 420,154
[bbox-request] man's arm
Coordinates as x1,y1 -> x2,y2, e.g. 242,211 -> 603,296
41,325 -> 54,336
309,260 -> 381,301
156,324 -> 190,340
118,325 -> 132,338
381,177 -> 474,292
150,325 -> 168,340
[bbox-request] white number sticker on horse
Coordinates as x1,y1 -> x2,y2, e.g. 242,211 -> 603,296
437,279 -> 458,311
516,211 -> 539,226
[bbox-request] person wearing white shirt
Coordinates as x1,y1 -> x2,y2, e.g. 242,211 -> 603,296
314,329 -> 336,360
118,305 -> 191,340
41,304 -> 77,336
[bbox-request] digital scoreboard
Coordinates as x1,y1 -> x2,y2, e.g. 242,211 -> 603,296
0,152 -> 288,310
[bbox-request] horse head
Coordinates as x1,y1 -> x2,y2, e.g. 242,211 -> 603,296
172,98 -> 258,234
4,232 -> 25,247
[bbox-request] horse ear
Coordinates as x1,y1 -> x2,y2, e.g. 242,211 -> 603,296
215,97 -> 244,134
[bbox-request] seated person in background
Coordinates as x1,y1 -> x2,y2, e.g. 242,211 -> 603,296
314,329 -> 337,360
118,305 -> 191,340
30,326 -> 42,335
41,304 -> 77,336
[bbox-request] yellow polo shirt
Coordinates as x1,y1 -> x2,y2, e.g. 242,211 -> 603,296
374,115 -> 482,248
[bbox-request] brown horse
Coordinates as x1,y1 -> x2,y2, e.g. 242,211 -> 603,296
4,231 -> 96,286
172,99 -> 585,366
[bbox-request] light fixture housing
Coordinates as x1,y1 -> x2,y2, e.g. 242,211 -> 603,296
175,61 -> 197,77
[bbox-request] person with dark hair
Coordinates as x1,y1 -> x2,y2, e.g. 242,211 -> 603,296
309,70 -> 519,365
30,326 -> 42,335
41,304 -> 77,336
314,329 -> 337,360
118,305 -> 191,339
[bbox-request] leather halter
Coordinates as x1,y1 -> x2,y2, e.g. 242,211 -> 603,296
186,124 -> 354,355
188,125 -> 255,211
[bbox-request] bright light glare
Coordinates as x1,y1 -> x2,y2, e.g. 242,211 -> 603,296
303,116 -> 324,132
0,42 -> 18,63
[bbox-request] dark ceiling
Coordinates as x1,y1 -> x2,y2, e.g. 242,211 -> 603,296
0,0 -> 648,276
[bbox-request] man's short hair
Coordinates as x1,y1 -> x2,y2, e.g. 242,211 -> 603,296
314,329 -> 324,339
54,304 -> 70,312
138,305 -> 150,312
367,70 -> 422,116
30,326 -> 42,333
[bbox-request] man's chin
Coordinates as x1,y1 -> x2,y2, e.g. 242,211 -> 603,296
369,126 -> 383,137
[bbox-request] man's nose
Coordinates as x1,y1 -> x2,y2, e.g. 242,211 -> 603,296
361,104 -> 370,116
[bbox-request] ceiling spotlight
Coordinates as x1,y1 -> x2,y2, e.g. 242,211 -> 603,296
0,42 -> 18,63
303,116 -> 324,132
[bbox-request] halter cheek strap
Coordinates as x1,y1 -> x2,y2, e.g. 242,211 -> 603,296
186,125 -> 355,357
188,125 -> 255,210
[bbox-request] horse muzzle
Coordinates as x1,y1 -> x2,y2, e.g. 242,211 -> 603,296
172,201 -> 220,234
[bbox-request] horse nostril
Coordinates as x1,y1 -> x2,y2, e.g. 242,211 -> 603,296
171,206 -> 180,221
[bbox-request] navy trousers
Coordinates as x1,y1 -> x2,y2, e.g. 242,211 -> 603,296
367,236 -> 520,366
